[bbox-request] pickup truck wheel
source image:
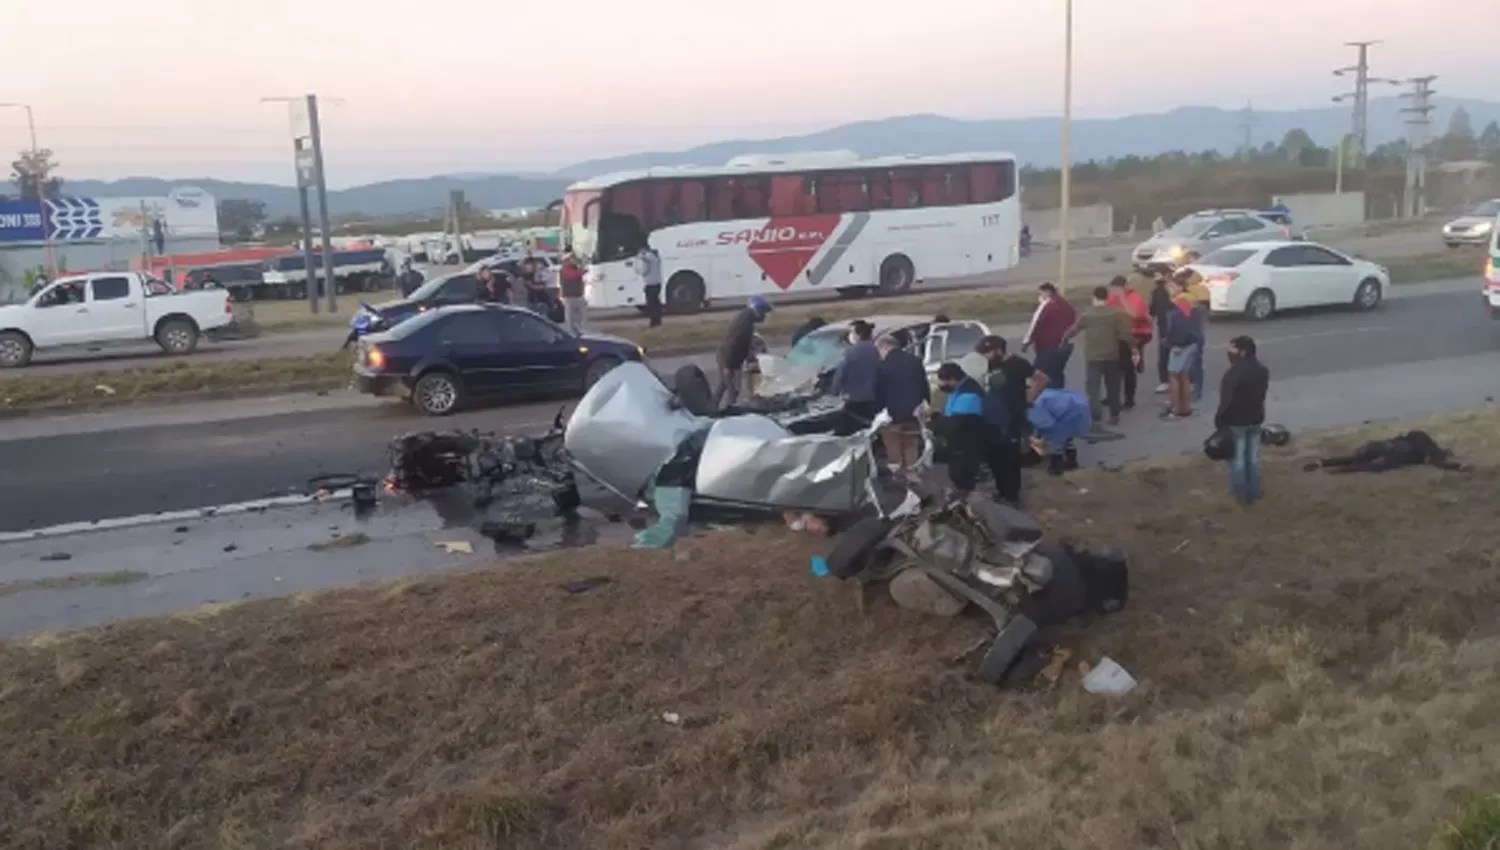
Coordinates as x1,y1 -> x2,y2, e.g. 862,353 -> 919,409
413,371 -> 463,416
156,319 -> 200,355
0,331 -> 33,368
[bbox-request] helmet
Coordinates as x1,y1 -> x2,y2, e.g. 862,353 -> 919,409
1261,423 -> 1291,447
748,295 -> 772,314
1203,429 -> 1234,462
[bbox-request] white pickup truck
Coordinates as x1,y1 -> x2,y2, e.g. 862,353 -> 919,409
0,271 -> 234,368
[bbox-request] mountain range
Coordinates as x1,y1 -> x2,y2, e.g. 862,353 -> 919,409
59,96 -> 1500,220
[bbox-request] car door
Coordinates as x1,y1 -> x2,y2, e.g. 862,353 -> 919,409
86,276 -> 143,342
490,309 -> 582,390
25,280 -> 93,346
432,311 -> 508,394
1261,245 -> 1314,308
1295,245 -> 1356,305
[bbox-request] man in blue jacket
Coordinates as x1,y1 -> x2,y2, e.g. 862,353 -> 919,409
875,333 -> 929,471
937,362 -> 1014,502
833,320 -> 881,432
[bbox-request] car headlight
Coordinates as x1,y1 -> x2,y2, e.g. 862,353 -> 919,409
636,345 -> 646,359
1476,221 -> 1494,234
1168,245 -> 1186,260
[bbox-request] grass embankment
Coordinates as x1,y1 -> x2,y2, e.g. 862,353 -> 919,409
1,248 -> 1483,414
3,408 -> 1499,848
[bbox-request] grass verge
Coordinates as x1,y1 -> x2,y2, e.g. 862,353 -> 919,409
0,570 -> 147,598
2,407 -> 1499,848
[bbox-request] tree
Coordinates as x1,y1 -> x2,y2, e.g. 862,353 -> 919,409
217,198 -> 268,242
1433,107 -> 1479,162
1277,128 -> 1316,162
10,148 -> 63,201
1478,120 -> 1500,163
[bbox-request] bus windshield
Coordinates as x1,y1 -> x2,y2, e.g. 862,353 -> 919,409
561,190 -> 600,260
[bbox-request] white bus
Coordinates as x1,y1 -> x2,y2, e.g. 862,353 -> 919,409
559,151 -> 1021,312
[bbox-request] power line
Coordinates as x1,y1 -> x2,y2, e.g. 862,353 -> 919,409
1238,100 -> 1255,159
1332,40 -> 1400,170
1400,75 -> 1437,218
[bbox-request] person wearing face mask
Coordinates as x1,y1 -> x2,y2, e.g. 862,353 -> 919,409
1022,282 -> 1076,389
1215,335 -> 1270,505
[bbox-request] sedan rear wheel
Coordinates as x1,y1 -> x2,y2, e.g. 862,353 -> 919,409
412,371 -> 462,416
1245,288 -> 1276,321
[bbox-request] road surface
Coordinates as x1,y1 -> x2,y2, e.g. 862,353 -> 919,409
11,225 -> 1463,376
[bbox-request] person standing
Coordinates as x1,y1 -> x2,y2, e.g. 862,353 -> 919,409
1022,282 -> 1076,388
1162,278 -> 1206,419
397,258 -> 424,298
476,266 -> 511,305
976,334 -> 1048,505
1187,272 -> 1211,404
1215,335 -> 1270,504
833,320 -> 881,432
559,251 -> 587,333
1107,276 -> 1152,409
638,244 -> 664,327
713,296 -> 771,410
935,363 -> 1011,500
875,333 -> 930,472
1148,272 -> 1174,394
1062,286 -> 1132,427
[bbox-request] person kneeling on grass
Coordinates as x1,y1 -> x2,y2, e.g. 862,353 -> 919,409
1027,386 -> 1090,475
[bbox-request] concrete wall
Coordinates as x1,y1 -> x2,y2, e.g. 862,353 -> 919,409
1025,204 -> 1115,243
1276,192 -> 1366,230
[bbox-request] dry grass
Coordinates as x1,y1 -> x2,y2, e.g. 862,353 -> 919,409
0,570 -> 147,598
3,408 -> 1500,848
0,351 -> 353,412
1383,249 -> 1489,284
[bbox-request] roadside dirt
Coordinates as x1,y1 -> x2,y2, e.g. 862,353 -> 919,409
1,407 -> 1498,848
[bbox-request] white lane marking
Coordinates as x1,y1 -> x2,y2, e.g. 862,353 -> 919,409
0,489 -> 353,544
1253,326 -> 1389,345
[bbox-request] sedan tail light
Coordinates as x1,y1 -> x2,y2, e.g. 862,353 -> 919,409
1206,272 -> 1239,286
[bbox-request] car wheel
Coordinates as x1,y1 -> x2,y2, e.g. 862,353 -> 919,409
0,330 -> 33,368
1354,278 -> 1382,311
975,614 -> 1040,686
664,271 -> 706,314
1245,288 -> 1276,321
825,516 -> 894,579
1445,242 -> 1459,250
155,318 -> 200,355
582,356 -> 620,391
877,254 -> 915,295
412,370 -> 463,416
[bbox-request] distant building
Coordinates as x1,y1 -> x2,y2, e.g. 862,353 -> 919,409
488,207 -> 538,221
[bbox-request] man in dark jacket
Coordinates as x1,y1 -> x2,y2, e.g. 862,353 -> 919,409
1022,282 -> 1077,388
937,362 -> 1012,499
833,320 -> 881,431
976,334 -> 1047,504
713,295 -> 771,409
1148,273 -> 1174,394
397,259 -> 424,298
1215,335 -> 1270,504
875,333 -> 929,471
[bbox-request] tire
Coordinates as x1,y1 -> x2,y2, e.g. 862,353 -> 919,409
877,254 -> 915,295
975,614 -> 1039,686
412,370 -> 463,416
664,271 -> 706,314
0,330 -> 33,368
1354,278 -> 1382,311
155,318 -> 200,355
1244,288 -> 1276,321
582,356 -> 620,391
825,516 -> 894,579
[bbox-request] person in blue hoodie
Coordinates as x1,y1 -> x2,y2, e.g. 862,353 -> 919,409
937,362 -> 1014,501
1027,386 -> 1091,474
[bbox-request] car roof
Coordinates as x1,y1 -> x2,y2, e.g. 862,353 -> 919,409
822,315 -> 944,333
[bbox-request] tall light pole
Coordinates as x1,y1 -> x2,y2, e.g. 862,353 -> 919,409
0,102 -> 57,278
1058,0 -> 1073,292
262,97 -> 323,313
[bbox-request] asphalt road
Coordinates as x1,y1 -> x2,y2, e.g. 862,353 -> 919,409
11,225 -> 1457,376
1,278 -> 1492,532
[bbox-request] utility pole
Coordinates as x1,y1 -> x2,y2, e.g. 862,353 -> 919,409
1058,0 -> 1073,292
1400,76 -> 1437,219
1238,100 -> 1255,160
1333,41 -> 1399,173
306,94 -> 337,313
293,138 -> 319,313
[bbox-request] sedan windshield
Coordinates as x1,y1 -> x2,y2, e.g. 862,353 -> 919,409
787,327 -> 850,370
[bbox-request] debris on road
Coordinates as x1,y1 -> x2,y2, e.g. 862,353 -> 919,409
308,532 -> 371,552
561,577 -> 610,594
435,541 -> 474,555
1082,657 -> 1138,695
39,552 -> 72,562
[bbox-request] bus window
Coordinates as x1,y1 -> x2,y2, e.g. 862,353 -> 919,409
889,168 -> 922,209
739,178 -> 770,218
920,167 -> 946,206
599,184 -> 647,262
866,169 -> 892,209
769,175 -> 814,216
944,166 -> 971,204
608,183 -> 646,221
707,179 -> 738,220
646,180 -> 679,228
969,163 -> 1002,202
816,172 -> 867,213
998,161 -> 1017,201
678,179 -> 706,223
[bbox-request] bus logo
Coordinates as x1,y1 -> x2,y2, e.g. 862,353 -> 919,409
718,215 -> 842,289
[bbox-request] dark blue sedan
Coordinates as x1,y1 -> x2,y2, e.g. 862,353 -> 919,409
353,304 -> 646,415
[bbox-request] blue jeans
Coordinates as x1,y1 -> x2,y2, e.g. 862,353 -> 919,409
1228,425 -> 1262,502
1189,343 -> 1205,402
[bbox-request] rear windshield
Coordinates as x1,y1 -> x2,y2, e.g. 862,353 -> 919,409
1199,247 -> 1257,267
1163,215 -> 1214,238
377,306 -> 449,340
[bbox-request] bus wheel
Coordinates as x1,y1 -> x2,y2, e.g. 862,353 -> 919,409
665,271 -> 706,314
878,254 -> 915,295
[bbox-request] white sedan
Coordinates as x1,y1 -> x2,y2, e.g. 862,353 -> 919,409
1184,240 -> 1388,320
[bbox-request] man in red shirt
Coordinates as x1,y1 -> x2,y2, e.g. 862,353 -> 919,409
1107,276 -> 1153,409
1022,282 -> 1076,389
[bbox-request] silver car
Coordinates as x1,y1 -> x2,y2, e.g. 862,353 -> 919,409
1442,199 -> 1499,247
1133,210 -> 1293,274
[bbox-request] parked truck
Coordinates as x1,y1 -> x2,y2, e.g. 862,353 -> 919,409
0,271 -> 234,368
259,249 -> 395,299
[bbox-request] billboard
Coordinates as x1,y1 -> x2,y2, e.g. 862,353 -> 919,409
46,187 -> 218,241
0,201 -> 46,243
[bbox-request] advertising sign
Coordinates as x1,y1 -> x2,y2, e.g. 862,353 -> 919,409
43,186 -> 219,242
0,201 -> 46,243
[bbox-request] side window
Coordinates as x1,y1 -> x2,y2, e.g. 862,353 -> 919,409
608,183 -> 646,223
937,323 -> 985,359
944,166 -> 971,205
815,172 -> 868,214
34,283 -> 77,308
1302,246 -> 1350,266
919,167 -> 946,207
645,180 -> 679,229
889,168 -> 923,209
437,313 -> 501,345
739,178 -> 769,218
969,164 -> 1002,203
437,275 -> 479,301
768,174 -> 815,217
90,277 -> 131,301
1264,247 -> 1303,267
866,169 -> 892,210
676,180 -> 706,224
707,178 -> 738,220
1235,218 -> 1267,234
997,161 -> 1017,202
496,311 -> 563,343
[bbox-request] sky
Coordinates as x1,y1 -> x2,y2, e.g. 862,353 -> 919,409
0,0 -> 1496,188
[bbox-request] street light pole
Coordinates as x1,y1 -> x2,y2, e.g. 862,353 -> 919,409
1058,0 -> 1073,292
0,102 -> 56,278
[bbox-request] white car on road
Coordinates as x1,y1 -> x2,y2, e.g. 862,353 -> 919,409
1183,241 -> 1388,321
0,271 -> 234,368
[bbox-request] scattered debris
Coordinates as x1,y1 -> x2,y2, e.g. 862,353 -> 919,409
93,384 -> 116,396
660,711 -> 683,726
172,526 -> 190,534
1082,657 -> 1138,695
435,541 -> 474,555
479,521 -> 535,544
308,533 -> 371,552
222,544 -> 238,553
1039,647 -> 1074,685
40,552 -> 72,562
561,577 -> 611,594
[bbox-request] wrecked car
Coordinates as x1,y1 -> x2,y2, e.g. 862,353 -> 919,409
753,314 -> 995,397
820,493 -> 1128,687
